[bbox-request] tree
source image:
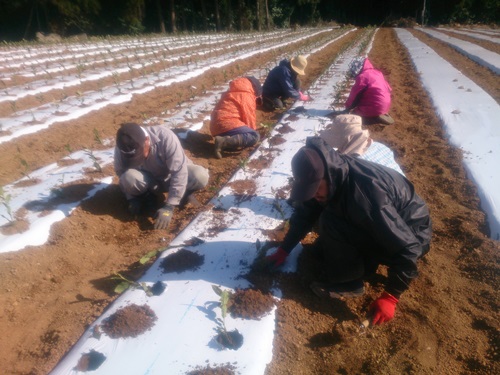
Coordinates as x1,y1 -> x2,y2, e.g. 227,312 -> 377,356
169,0 -> 176,32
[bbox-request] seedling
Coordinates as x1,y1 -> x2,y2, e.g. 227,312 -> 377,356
238,158 -> 249,171
0,186 -> 14,223
212,285 -> 232,336
93,128 -> 102,145
19,158 -> 35,181
84,149 -> 102,172
272,198 -> 286,220
63,144 -> 76,160
111,272 -> 153,296
9,101 -> 17,113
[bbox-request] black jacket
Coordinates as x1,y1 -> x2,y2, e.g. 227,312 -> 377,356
282,137 -> 432,296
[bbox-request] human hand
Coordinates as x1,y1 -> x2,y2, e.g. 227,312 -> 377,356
299,91 -> 310,101
264,247 -> 289,270
369,292 -> 399,325
154,204 -> 174,230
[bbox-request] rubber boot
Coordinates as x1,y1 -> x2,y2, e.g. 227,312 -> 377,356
179,190 -> 201,208
214,135 -> 244,159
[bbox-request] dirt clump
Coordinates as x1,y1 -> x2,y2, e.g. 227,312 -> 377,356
100,304 -> 157,338
228,288 -> 275,320
160,248 -> 205,273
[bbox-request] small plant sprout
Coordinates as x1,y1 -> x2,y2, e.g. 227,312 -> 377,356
111,272 -> 153,296
238,158 -> 249,171
84,149 -> 102,172
272,198 -> 286,220
0,186 -> 14,223
19,158 -> 35,181
64,144 -> 75,159
9,100 -> 18,113
93,128 -> 103,145
139,248 -> 162,265
212,285 -> 233,337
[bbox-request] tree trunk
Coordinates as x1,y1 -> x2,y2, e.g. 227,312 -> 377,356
156,0 -> 166,33
199,0 -> 208,30
256,0 -> 261,31
238,0 -> 244,31
214,0 -> 221,31
169,0 -> 177,33
265,0 -> 270,30
225,0 -> 233,31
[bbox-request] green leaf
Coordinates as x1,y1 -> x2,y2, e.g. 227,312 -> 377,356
212,285 -> 223,296
139,249 -> 159,264
114,281 -> 130,294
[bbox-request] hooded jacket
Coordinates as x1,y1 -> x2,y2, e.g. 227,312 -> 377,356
210,77 -> 258,136
262,59 -> 300,100
345,58 -> 392,117
282,137 -> 432,296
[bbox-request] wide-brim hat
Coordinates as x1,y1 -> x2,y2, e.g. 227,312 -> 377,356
116,122 -> 147,168
290,147 -> 325,202
319,114 -> 370,156
290,55 -> 307,76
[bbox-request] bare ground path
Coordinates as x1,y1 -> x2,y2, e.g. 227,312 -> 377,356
0,28 -> 498,375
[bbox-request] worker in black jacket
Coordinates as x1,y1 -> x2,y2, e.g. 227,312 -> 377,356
266,136 -> 432,325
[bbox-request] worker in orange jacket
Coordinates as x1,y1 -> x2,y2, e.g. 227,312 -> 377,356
210,76 -> 262,159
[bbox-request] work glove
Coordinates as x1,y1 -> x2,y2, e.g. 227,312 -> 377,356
154,203 -> 175,230
298,91 -> 311,101
264,247 -> 288,270
127,197 -> 143,216
369,292 -> 399,325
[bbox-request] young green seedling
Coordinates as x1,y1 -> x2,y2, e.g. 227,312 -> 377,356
111,272 -> 153,296
212,285 -> 233,341
0,186 -> 14,223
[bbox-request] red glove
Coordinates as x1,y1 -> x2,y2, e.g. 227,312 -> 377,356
265,247 -> 288,270
298,91 -> 310,101
369,292 -> 399,325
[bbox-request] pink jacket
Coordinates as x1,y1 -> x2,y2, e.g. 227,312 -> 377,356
345,59 -> 392,117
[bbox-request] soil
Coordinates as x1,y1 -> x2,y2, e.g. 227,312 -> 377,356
228,288 -> 275,320
159,248 -> 205,273
100,303 -> 157,339
0,27 -> 499,375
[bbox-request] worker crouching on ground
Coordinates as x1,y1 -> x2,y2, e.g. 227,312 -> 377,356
114,122 -> 209,230
210,76 -> 262,159
261,55 -> 311,111
344,56 -> 394,125
265,136 -> 432,325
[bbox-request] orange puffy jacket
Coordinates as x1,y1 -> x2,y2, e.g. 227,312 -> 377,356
210,77 -> 257,136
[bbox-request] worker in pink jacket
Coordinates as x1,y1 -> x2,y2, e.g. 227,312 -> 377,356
344,57 -> 394,125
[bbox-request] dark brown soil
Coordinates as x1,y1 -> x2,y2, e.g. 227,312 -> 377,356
228,288 -> 275,320
75,350 -> 106,372
100,304 -> 157,339
159,248 -> 205,273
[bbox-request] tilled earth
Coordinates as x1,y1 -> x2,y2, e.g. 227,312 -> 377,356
0,28 -> 499,374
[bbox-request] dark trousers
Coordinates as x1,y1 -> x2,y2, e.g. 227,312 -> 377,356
317,213 -> 380,283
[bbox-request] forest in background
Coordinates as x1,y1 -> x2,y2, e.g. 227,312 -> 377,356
0,0 -> 498,41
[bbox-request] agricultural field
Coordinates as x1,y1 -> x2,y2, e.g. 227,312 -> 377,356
0,26 -> 499,374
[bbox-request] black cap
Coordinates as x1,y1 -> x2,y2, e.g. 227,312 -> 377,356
116,123 -> 147,168
290,147 -> 325,201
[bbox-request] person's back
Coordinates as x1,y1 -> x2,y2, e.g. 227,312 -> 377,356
210,77 -> 257,136
262,55 -> 309,110
209,76 -> 262,158
345,58 -> 393,124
